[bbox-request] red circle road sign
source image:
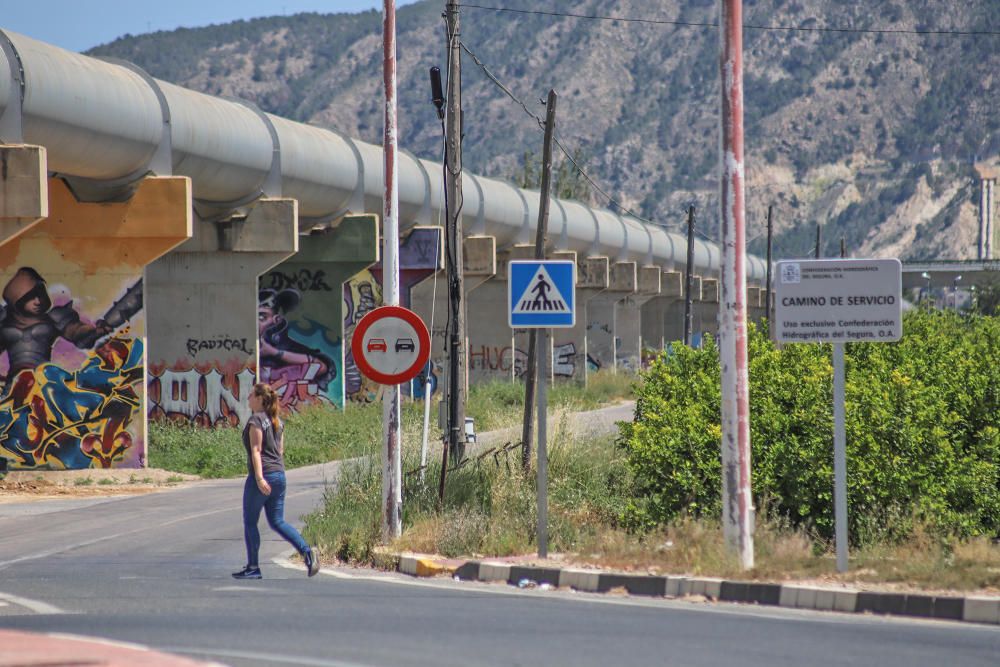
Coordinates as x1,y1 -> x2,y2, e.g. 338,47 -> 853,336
351,306 -> 431,385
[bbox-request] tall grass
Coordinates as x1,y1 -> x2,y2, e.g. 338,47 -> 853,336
149,370 -> 636,478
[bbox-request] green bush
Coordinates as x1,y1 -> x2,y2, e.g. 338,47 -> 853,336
617,310 -> 1000,544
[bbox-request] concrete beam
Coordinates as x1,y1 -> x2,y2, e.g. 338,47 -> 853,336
146,198 -> 298,427
0,176 -> 191,470
0,145 -> 48,242
638,266 -> 662,296
259,215 -> 379,410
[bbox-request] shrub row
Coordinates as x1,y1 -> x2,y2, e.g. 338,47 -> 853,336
617,309 -> 1000,544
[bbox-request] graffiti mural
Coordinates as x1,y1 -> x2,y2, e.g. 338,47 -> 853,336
0,268 -> 145,469
258,287 -> 340,410
148,363 -> 255,426
343,269 -> 383,404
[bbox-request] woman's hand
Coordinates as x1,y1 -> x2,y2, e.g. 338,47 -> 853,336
256,476 -> 271,496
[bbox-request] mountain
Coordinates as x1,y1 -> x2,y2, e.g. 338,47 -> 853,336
88,0 -> 1000,260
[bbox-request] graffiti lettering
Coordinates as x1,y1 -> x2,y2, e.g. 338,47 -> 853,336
186,337 -> 252,357
149,367 -> 255,426
266,270 -> 332,292
553,342 -> 577,378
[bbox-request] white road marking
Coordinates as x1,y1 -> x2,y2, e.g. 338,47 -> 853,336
0,592 -> 69,615
169,646 -> 374,667
212,586 -> 273,592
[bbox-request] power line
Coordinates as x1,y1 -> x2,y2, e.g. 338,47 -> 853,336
460,40 -> 694,236
459,4 -> 1000,37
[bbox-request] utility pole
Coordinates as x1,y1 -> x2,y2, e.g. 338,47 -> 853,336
521,89 -> 557,471
840,237 -> 846,259
683,206 -> 696,346
815,222 -> 822,259
444,0 -> 466,465
719,0 -> 754,570
381,0 -> 402,540
764,205 -> 773,325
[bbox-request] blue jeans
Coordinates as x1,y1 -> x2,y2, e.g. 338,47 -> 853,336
242,471 -> 309,567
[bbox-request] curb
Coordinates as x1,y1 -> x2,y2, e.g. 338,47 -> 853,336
394,555 -> 1000,626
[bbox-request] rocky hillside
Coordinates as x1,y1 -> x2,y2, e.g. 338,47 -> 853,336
89,0 -> 1000,260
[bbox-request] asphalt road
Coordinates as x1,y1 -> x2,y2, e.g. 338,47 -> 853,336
1,448 -> 999,666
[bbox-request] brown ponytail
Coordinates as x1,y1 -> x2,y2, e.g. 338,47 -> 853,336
253,383 -> 281,433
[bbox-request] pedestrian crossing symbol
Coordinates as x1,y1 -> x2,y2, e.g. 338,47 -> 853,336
508,260 -> 576,328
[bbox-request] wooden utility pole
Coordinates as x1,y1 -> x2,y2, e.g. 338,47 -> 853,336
719,0 -> 754,570
444,0 -> 466,465
764,205 -> 773,324
815,222 -> 823,259
521,89 -> 557,471
683,206 -> 696,346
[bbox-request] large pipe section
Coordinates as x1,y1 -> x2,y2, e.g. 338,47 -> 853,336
0,29 -> 764,280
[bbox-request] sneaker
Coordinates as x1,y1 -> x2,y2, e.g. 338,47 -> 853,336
232,565 -> 262,580
303,548 -> 320,577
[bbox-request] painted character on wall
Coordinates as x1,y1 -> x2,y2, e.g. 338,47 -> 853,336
258,288 -> 337,409
0,268 -> 144,469
0,268 -> 116,384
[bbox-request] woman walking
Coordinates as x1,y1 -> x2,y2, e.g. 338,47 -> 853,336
232,383 -> 320,580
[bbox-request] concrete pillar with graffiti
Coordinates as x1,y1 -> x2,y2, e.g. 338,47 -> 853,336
258,215 -> 378,411
0,176 -> 191,469
615,266 -> 661,372
145,199 -> 297,427
586,261 -> 636,373
410,234 -> 495,398
343,227 -> 442,405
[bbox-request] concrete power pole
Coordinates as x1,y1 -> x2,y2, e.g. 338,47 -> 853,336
718,0 -> 754,570
683,206 -> 696,347
520,89 -> 557,471
381,0 -> 402,540
445,0 -> 467,464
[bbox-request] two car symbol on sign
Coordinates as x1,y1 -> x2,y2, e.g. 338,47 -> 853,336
366,338 -> 415,353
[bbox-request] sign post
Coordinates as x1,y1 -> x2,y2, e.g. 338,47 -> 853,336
508,259 -> 575,558
352,304 -> 431,535
774,258 -> 902,572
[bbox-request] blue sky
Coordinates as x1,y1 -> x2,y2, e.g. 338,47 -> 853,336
4,1 -> 420,53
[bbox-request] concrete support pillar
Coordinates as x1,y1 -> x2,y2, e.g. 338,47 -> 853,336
586,261 -> 636,373
693,277 -> 720,346
0,145 -> 47,242
664,275 -> 702,343
569,256 -> 610,384
410,234 -> 494,400
343,226 -> 442,405
641,270 -> 683,353
981,178 -> 995,260
257,215 -> 378,411
616,266 -> 661,371
0,177 -> 190,469
146,199 -> 297,427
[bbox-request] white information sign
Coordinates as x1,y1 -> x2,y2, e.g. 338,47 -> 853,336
774,258 -> 902,343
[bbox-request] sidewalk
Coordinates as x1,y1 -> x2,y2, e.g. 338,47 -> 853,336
0,629 -> 221,666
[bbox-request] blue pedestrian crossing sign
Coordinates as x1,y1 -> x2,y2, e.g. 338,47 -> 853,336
508,260 -> 576,328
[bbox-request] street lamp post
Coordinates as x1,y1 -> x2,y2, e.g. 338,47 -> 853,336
952,275 -> 963,311
920,272 -> 931,306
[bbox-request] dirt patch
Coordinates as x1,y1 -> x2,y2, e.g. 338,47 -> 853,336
0,468 -> 201,502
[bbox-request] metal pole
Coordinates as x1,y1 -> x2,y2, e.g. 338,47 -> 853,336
833,341 -> 848,572
381,0 -> 402,540
521,90 -> 557,471
537,327 -> 549,559
764,205 -> 773,325
718,0 -> 754,570
683,206 -> 696,346
445,0 -> 466,465
840,237 -> 846,259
